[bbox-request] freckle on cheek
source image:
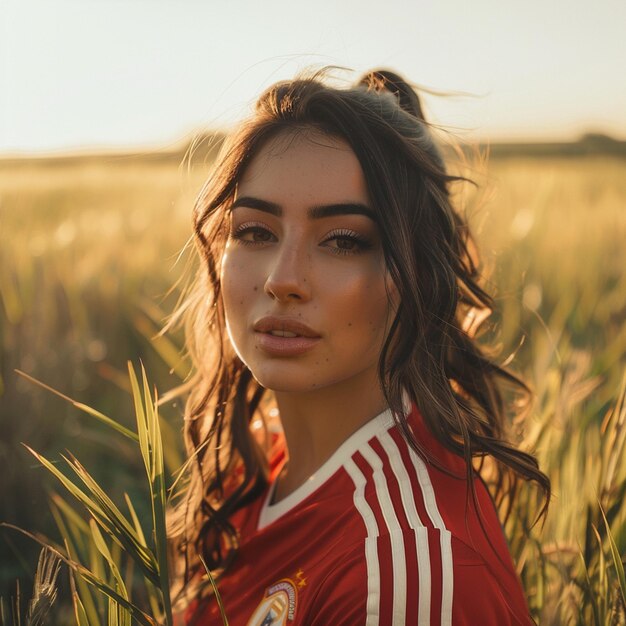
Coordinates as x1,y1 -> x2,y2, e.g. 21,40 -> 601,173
253,286 -> 258,291
348,322 -> 352,327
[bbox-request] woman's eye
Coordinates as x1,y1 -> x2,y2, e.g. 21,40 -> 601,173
232,224 -> 276,244
332,237 -> 358,251
323,231 -> 372,255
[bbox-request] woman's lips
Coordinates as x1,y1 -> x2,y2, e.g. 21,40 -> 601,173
254,332 -> 321,356
252,316 -> 321,355
253,316 -> 320,338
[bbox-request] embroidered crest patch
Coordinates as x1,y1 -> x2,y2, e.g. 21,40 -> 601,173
246,578 -> 299,625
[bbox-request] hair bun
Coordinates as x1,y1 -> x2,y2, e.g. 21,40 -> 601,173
357,69 -> 425,122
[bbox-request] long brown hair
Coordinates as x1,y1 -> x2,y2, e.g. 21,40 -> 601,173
167,68 -> 550,600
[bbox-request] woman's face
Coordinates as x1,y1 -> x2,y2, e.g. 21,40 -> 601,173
220,130 -> 397,394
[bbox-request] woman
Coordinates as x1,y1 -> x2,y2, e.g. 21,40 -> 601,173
168,69 -> 550,625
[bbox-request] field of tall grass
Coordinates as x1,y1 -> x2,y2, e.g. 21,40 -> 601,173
0,148 -> 624,624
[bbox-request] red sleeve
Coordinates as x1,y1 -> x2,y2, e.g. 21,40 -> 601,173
451,537 -> 535,626
304,532 -> 534,626
307,542 -> 367,626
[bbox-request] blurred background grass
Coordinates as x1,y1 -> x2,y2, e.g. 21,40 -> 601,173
1,138 -> 625,624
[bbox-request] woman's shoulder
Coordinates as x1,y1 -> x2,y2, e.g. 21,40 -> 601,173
312,406 -> 533,625
302,526 -> 533,626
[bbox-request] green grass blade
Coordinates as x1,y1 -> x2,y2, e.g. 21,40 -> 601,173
13,582 -> 20,626
58,451 -> 157,576
15,370 -> 138,442
592,524 -> 609,617
86,537 -> 107,616
198,554 -> 229,626
144,371 -> 161,483
107,597 -> 116,626
50,498 -> 101,624
157,415 -> 184,483
166,435 -> 215,508
62,454 -> 141,540
128,361 -> 172,622
1,524 -> 157,626
61,453 -> 159,583
50,493 -> 91,538
25,445 -> 159,585
127,362 -> 151,484
73,556 -> 153,625
139,363 -> 173,625
123,493 -> 147,548
89,520 -> 128,601
71,594 -> 91,626
578,549 -> 601,626
66,542 -> 100,626
90,519 -> 133,626
600,505 -> 626,607
69,567 -> 93,626
24,445 -> 107,521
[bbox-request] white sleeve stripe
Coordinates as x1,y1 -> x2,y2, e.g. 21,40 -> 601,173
344,457 -> 380,626
378,431 -> 432,626
415,527 -> 433,626
405,445 -> 445,529
438,530 -> 453,626
360,443 -> 407,626
378,431 -> 425,529
406,444 -> 454,626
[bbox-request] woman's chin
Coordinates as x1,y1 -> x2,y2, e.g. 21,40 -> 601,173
248,363 -> 329,394
252,374 -> 323,394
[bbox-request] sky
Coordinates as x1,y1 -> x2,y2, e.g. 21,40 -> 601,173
1,0 -> 625,155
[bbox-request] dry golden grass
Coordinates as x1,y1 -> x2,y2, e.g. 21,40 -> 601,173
1,151 -> 625,624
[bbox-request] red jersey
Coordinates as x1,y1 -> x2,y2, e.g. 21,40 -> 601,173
185,406 -> 534,625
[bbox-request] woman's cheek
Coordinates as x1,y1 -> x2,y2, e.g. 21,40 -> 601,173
221,252 -> 250,324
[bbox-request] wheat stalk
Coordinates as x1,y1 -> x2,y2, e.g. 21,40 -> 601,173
25,549 -> 62,626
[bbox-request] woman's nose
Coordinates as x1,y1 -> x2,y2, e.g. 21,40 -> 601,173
263,241 -> 312,303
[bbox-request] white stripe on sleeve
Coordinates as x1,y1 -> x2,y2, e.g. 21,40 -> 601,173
360,442 -> 407,626
378,431 -> 432,626
344,457 -> 380,626
406,445 -> 454,626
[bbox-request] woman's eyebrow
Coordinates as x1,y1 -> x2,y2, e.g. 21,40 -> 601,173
309,203 -> 376,221
231,196 -> 376,221
231,196 -> 280,215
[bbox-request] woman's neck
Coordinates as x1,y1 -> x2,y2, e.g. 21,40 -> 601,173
272,365 -> 388,502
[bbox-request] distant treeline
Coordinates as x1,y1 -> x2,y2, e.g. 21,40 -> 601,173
479,133 -> 626,159
2,132 -> 625,167
183,130 -> 626,161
